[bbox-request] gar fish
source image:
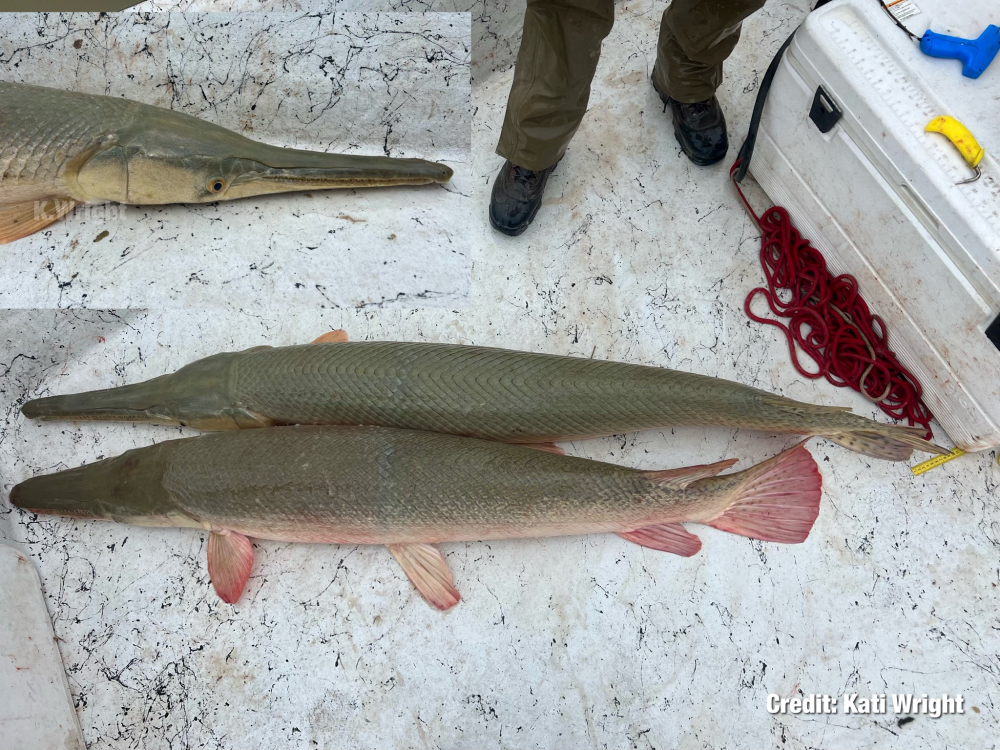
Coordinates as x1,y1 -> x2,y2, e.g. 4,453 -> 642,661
9,426 -> 822,609
21,331 -> 949,461
0,81 -> 453,243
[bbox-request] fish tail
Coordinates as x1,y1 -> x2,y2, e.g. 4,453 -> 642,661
707,443 -> 822,544
824,424 -> 950,461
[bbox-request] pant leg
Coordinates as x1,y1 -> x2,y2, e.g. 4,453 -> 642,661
653,0 -> 767,103
496,0 -> 615,171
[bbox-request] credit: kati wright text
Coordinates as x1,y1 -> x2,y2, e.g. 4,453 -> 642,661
768,693 -> 965,717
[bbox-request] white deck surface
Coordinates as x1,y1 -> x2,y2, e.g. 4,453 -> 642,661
0,2 -> 997,749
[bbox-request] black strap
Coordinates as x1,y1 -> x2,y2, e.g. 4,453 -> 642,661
734,0 -> 839,183
733,28 -> 798,183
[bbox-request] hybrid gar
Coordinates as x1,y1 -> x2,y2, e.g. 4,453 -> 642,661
9,426 -> 822,609
21,331 -> 949,461
0,81 -> 452,243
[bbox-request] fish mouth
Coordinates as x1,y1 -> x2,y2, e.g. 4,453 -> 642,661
9,469 -> 107,519
24,406 -> 173,424
226,152 -> 453,199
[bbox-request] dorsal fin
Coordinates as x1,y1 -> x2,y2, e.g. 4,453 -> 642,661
642,458 -> 739,490
311,330 -> 349,344
521,442 -> 565,455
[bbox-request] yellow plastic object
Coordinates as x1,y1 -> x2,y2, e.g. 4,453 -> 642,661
911,447 -> 966,476
926,116 -> 985,167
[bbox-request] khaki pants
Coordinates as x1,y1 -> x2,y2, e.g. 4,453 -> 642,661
496,0 -> 767,171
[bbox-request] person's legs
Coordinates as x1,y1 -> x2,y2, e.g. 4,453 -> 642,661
651,0 -> 767,165
490,0 -> 614,236
496,0 -> 616,171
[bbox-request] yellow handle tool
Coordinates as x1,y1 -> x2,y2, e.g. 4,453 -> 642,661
926,115 -> 985,184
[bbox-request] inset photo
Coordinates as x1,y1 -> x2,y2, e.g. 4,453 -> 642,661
0,11 -> 471,310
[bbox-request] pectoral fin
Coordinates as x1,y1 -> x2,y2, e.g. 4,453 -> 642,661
388,543 -> 460,610
0,198 -> 77,244
617,523 -> 702,556
312,330 -> 349,344
207,530 -> 254,604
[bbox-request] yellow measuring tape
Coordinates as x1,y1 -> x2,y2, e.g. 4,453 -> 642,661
911,448 -> 967,476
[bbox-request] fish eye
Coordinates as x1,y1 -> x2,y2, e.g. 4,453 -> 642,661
207,177 -> 226,194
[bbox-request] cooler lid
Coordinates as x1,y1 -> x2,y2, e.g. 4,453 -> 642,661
787,0 -> 1000,304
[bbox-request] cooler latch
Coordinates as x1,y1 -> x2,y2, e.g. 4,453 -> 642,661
809,86 -> 842,133
986,313 -> 1000,352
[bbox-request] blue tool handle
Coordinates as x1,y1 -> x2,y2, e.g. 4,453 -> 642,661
919,25 -> 1000,79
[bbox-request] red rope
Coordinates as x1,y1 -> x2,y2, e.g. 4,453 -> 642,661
730,161 -> 934,438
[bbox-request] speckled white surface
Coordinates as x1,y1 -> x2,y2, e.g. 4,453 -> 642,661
0,1 -> 997,749
0,12 -> 471,311
135,0 -> 474,9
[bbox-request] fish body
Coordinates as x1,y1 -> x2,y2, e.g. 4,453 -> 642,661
10,425 -> 821,609
0,81 -> 452,242
22,338 -> 948,461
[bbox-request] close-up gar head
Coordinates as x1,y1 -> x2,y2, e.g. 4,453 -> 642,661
76,109 -> 453,206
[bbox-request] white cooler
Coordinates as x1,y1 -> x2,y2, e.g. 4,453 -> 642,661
749,0 -> 1000,451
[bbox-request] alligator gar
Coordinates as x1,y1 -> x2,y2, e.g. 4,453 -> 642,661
9,426 -> 822,609
0,81 -> 452,243
21,332 -> 949,461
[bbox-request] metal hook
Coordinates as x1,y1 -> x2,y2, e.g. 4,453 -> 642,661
956,165 -> 982,185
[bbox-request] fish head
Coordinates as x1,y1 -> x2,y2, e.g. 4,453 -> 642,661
8,444 -> 197,528
97,352 -> 251,430
21,350 -> 269,430
74,112 -> 452,205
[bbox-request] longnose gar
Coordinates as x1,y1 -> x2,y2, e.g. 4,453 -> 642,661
22,332 -> 949,461
0,81 -> 452,243
9,426 -> 822,609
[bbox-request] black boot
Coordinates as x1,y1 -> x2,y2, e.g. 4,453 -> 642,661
652,75 -> 729,167
488,159 -> 558,236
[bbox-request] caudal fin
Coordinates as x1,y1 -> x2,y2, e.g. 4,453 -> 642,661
708,443 -> 822,544
826,424 -> 949,462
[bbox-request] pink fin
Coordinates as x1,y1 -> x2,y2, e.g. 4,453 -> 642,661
643,458 -> 739,490
0,197 -> 77,244
388,543 -> 460,611
617,523 -> 702,556
523,442 -> 565,455
207,530 -> 254,604
311,329 -> 349,344
708,444 -> 821,544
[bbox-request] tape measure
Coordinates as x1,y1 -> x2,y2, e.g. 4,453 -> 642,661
911,447 -> 966,475
910,446 -> 1000,475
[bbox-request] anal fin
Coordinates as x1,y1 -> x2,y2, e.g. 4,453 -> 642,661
207,530 -> 254,604
0,198 -> 77,244
388,543 -> 460,610
617,523 -> 702,556
312,330 -> 349,344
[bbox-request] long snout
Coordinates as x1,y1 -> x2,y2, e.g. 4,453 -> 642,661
227,148 -> 453,199
10,464 -> 109,518
21,375 -> 176,424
